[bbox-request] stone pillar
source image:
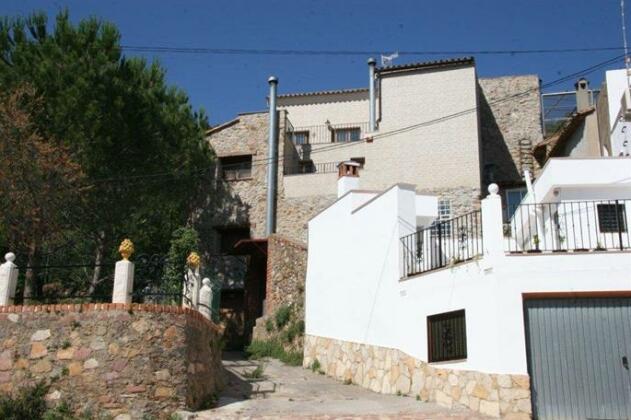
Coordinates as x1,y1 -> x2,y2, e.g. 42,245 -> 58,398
0,252 -> 18,306
198,278 -> 213,320
184,252 -> 201,309
481,184 -> 505,261
112,239 -> 135,304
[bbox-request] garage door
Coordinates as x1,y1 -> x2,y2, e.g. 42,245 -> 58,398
524,297 -> 631,420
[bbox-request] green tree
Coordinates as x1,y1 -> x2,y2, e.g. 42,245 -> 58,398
0,11 -> 213,298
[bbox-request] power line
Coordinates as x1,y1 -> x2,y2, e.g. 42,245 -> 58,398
3,54 -> 622,193
121,45 -> 625,57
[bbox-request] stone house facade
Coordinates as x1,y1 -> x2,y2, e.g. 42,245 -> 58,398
203,57 -> 543,344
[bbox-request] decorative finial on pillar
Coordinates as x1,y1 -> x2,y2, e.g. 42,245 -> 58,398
186,252 -> 201,269
488,183 -> 499,196
4,252 -> 15,264
118,239 -> 134,260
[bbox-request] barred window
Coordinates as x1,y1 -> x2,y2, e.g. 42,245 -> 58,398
292,131 -> 309,145
428,309 -> 467,362
597,203 -> 627,233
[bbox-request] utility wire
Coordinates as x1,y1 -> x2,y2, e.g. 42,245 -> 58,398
121,45 -> 625,57
4,54 -> 623,192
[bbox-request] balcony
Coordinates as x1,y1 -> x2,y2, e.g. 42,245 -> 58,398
287,121 -> 370,145
283,160 -> 340,176
505,199 -> 631,253
401,210 -> 483,277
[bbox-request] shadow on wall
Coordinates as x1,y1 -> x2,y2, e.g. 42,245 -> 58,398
477,84 -> 523,192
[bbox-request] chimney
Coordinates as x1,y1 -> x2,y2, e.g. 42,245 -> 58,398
337,161 -> 360,197
368,58 -> 377,131
575,78 -> 591,112
265,76 -> 279,236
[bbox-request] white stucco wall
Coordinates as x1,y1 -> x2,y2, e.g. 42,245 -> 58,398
305,168 -> 631,376
278,91 -> 369,127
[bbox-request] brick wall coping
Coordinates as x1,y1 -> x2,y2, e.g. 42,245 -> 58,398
0,303 -> 222,333
269,233 -> 307,251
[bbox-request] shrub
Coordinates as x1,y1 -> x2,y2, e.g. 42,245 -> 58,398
0,381 -> 49,419
310,359 -> 321,373
275,305 -> 292,329
265,318 -> 274,333
246,340 -> 303,367
243,364 -> 265,379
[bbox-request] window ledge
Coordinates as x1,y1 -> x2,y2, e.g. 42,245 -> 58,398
224,177 -> 253,182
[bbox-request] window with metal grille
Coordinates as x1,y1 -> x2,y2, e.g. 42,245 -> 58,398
428,309 -> 467,362
432,200 -> 452,236
292,131 -> 309,145
220,155 -> 252,180
597,203 -> 627,233
333,127 -> 360,142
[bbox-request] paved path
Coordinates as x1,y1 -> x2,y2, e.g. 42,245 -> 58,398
191,352 -> 489,420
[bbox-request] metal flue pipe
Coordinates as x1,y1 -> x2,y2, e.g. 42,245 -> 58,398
368,57 -> 377,131
265,76 -> 279,236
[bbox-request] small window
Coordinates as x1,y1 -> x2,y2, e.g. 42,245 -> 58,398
428,309 -> 467,362
597,203 -> 627,233
433,200 -> 452,236
292,131 -> 309,145
220,155 -> 252,180
333,127 -> 361,143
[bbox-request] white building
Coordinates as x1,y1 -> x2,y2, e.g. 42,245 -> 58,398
304,158 -> 631,419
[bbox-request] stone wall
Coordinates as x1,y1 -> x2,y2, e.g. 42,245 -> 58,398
478,76 -> 544,187
265,234 -> 307,315
0,304 -> 224,418
303,335 -> 531,419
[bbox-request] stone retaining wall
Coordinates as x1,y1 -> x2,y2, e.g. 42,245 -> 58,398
0,304 -> 224,418
303,335 -> 531,419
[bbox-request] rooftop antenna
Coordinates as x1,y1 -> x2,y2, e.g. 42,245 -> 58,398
621,0 -> 630,78
381,52 -> 399,67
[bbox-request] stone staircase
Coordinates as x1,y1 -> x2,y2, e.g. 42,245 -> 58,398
220,354 -> 278,401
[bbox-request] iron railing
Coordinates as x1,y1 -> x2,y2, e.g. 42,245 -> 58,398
286,121 -> 370,145
401,210 -> 483,277
505,200 -> 631,253
283,160 -> 340,175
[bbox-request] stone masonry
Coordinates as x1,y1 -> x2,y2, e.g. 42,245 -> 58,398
303,335 -> 531,419
0,304 -> 224,418
478,76 -> 544,187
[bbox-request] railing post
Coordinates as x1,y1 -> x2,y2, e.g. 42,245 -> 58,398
184,252 -> 201,309
481,184 -> 505,262
615,200 -> 624,251
199,277 -> 213,320
0,253 -> 18,306
113,239 -> 135,304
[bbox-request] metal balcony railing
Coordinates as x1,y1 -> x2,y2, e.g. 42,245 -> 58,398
504,200 -> 631,253
287,122 -> 370,145
401,210 -> 483,277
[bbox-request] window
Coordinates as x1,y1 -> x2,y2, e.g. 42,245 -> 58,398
292,131 -> 309,145
220,155 -> 252,180
597,203 -> 627,233
218,227 -> 250,253
504,188 -> 527,220
433,200 -> 452,236
333,127 -> 361,143
428,309 -> 467,362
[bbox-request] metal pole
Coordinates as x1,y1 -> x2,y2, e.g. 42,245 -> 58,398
368,58 -> 377,131
265,76 -> 279,236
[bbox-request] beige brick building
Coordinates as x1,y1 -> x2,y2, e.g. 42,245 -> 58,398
202,57 -> 543,345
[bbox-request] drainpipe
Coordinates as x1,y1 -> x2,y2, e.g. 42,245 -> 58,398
368,58 -> 377,131
266,76 -> 279,236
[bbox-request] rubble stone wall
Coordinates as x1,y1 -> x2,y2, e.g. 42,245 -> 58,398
0,304 -> 224,418
303,335 -> 531,419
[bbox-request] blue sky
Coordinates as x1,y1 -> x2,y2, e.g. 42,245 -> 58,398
3,0 -> 629,124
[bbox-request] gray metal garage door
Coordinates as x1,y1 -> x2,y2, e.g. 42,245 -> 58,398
524,297 -> 631,420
